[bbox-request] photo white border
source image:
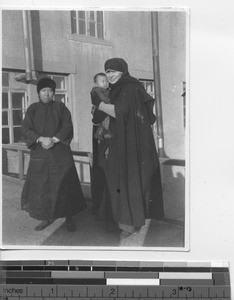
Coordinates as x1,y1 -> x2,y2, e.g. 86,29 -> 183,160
1,0 -> 234,287
1,5 -> 189,252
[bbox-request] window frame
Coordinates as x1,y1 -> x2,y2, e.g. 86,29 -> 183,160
47,74 -> 69,106
139,79 -> 158,142
71,10 -> 105,40
2,88 -> 28,144
139,79 -> 155,98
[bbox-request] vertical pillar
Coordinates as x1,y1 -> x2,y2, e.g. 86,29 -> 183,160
18,150 -> 24,180
22,10 -> 33,81
151,12 -> 165,158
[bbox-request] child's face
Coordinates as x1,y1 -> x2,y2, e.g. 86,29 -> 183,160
95,76 -> 109,89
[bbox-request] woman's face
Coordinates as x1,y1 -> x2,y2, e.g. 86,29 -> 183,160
106,70 -> 123,84
39,87 -> 54,104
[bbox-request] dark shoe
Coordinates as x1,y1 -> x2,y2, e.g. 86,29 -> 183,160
66,218 -> 76,232
34,219 -> 55,231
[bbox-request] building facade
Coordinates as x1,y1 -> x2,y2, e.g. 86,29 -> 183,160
2,9 -> 186,158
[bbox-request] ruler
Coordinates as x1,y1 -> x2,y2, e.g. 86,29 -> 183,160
0,261 -> 231,299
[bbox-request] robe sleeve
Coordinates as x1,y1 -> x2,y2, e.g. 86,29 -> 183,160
21,105 -> 41,149
138,87 -> 156,125
115,84 -> 155,126
92,106 -> 107,125
114,90 -> 130,120
92,87 -> 110,103
145,97 -> 156,125
54,105 -> 73,145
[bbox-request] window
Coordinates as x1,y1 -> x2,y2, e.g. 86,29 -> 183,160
2,71 -> 28,144
2,90 -> 27,144
2,72 -> 9,87
139,79 -> 158,140
71,11 -> 104,39
47,74 -> 68,106
139,79 -> 155,98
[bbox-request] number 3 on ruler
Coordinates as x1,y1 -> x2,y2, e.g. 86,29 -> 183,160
172,288 -> 177,295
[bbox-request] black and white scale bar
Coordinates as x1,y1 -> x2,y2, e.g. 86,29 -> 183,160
0,284 -> 231,298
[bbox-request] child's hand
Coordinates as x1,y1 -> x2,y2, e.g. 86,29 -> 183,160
91,105 -> 96,115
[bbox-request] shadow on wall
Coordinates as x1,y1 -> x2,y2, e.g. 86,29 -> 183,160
161,161 -> 185,222
142,157 -> 186,248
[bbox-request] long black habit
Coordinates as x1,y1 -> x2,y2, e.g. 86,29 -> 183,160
92,75 -> 164,227
21,100 -> 86,221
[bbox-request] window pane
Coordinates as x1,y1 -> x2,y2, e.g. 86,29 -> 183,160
78,11 -> 85,19
2,128 -> 10,144
2,92 -> 9,108
13,110 -> 23,126
71,11 -> 77,34
97,24 -> 104,39
146,82 -> 153,93
89,22 -> 95,37
2,72 -> 9,87
2,111 -> 8,125
13,127 -> 22,143
97,11 -> 103,23
54,94 -> 65,103
79,20 -> 86,34
53,76 -> 65,89
89,11 -> 95,21
12,93 -> 24,108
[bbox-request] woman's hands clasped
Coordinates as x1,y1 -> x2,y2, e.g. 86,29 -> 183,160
38,137 -> 55,150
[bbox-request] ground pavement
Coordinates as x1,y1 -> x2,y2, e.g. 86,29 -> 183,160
2,176 -> 184,248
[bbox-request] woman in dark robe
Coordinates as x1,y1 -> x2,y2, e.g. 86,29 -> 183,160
91,58 -> 164,237
21,78 -> 86,232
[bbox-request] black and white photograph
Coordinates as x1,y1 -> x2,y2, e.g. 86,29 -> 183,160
1,8 -> 188,249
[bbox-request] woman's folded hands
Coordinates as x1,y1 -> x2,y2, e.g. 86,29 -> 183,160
38,137 -> 54,150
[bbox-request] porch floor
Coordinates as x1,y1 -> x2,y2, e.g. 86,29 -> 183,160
2,176 -> 184,249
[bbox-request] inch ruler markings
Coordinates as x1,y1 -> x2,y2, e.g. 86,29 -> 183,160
0,261 -> 231,299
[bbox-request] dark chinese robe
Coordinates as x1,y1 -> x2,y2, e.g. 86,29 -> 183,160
92,75 -> 164,227
21,100 -> 86,221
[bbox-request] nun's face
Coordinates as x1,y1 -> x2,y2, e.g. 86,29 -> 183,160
106,70 -> 123,84
39,87 -> 54,104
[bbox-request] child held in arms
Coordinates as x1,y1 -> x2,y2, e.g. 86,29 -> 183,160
91,73 -> 113,141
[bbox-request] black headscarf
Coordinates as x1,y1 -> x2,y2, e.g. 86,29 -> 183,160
104,58 -> 129,76
104,57 -> 142,90
37,78 -> 56,94
103,58 -> 156,124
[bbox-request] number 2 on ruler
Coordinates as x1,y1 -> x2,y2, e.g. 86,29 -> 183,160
110,288 -> 116,296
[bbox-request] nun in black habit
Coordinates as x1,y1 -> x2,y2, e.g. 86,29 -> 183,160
21,78 -> 86,232
91,58 -> 164,237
